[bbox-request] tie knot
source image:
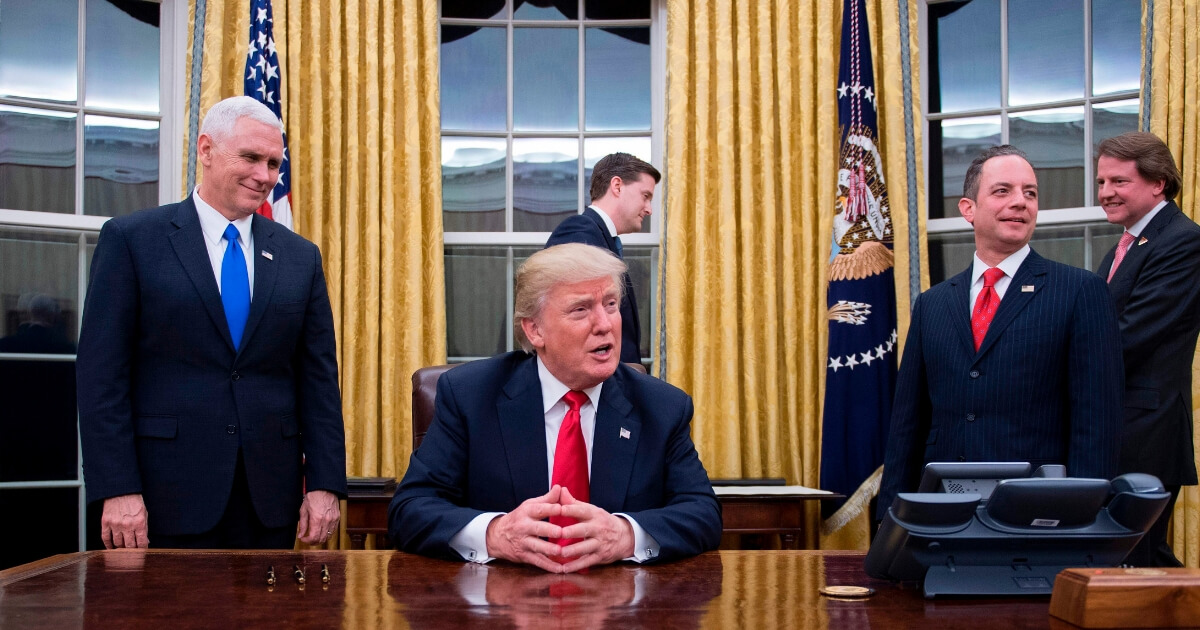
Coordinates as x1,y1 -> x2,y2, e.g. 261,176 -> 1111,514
563,390 -> 588,411
223,224 -> 241,244
982,267 -> 1004,288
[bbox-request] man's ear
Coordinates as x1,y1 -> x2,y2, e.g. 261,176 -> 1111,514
958,197 -> 975,225
197,134 -> 214,168
609,175 -> 624,197
520,317 -> 544,351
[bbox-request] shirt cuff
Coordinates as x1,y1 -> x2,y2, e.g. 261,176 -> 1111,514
615,513 -> 660,562
449,512 -> 504,563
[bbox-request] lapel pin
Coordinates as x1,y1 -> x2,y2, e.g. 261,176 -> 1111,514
1138,237 -> 1148,246
620,427 -> 630,439
261,250 -> 273,260
1021,285 -> 1034,292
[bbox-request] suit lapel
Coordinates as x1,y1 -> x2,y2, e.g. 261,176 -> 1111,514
167,198 -> 235,351
589,369 -> 639,511
948,266 -> 975,355
975,252 -> 1045,359
583,208 -> 619,254
497,358 -> 551,500
238,215 -> 279,356
1106,202 -> 1180,304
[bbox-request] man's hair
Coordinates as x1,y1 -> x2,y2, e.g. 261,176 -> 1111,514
589,152 -> 661,202
513,243 -> 627,353
963,145 -> 1031,201
1097,132 -> 1181,200
200,96 -> 283,143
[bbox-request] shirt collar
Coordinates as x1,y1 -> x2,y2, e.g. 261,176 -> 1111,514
536,355 -> 603,413
588,205 -> 620,238
1127,199 -> 1168,237
972,244 -> 1030,285
194,187 -> 254,248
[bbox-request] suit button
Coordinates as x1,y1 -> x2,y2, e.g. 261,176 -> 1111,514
958,455 -> 966,462
966,413 -> 975,422
226,425 -> 237,434
969,370 -> 980,379
232,371 -> 240,381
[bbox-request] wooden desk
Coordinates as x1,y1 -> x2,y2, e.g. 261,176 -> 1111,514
345,485 -> 843,550
0,550 -> 1063,629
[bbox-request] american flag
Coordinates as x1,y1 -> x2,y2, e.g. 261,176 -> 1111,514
245,0 -> 293,230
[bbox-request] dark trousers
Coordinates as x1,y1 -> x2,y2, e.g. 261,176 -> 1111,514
152,451 -> 296,550
1124,484 -> 1184,568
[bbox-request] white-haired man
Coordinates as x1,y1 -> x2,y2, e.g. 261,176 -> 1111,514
78,96 -> 346,549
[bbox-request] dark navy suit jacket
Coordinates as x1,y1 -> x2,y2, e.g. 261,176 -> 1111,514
1099,201 -> 1200,486
388,352 -> 721,562
546,208 -> 642,364
877,249 -> 1124,517
76,197 -> 347,536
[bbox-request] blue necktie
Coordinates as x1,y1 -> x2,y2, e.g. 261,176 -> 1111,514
614,236 -> 624,258
221,223 -> 250,350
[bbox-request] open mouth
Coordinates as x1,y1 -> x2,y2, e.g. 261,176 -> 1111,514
590,343 -> 613,357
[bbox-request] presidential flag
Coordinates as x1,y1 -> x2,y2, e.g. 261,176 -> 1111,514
820,0 -> 898,534
245,0 -> 293,230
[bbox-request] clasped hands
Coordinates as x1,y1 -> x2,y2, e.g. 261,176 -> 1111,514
484,485 -> 635,573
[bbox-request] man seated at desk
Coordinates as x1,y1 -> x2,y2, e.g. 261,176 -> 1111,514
389,243 -> 721,573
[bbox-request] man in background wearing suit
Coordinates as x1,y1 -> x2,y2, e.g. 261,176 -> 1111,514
546,153 -> 660,365
77,96 -> 346,549
877,145 -> 1123,517
389,243 -> 720,573
1096,132 -> 1200,567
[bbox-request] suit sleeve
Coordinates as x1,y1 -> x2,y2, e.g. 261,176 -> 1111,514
877,293 -> 932,519
76,220 -> 143,503
389,373 -> 486,559
296,245 -> 347,497
621,395 -> 723,561
1115,230 -> 1200,361
1066,274 -> 1124,479
546,215 -> 607,249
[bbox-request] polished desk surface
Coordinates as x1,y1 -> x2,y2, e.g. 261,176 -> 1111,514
0,550 -> 1070,629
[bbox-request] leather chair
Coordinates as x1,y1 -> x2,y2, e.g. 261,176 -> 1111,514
411,361 -> 648,451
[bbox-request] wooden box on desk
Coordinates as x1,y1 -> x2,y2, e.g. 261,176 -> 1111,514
1049,567 -> 1200,628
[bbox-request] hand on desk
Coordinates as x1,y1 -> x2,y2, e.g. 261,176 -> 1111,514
485,486 -> 568,573
101,493 -> 149,549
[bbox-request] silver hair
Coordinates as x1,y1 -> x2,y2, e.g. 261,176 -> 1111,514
199,96 -> 283,142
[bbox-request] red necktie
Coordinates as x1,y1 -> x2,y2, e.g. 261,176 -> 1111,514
971,267 -> 1005,351
1107,231 -> 1136,282
550,390 -> 590,551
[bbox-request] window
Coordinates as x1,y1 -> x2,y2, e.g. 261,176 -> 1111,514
0,0 -> 184,569
440,0 -> 662,364
923,0 -> 1141,282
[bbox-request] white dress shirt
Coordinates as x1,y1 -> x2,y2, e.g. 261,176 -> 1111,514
194,188 -> 255,299
589,204 -> 619,238
969,244 -> 1030,307
1126,199 -> 1168,238
448,356 -> 660,564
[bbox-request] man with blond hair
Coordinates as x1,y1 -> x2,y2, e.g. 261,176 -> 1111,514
390,243 -> 720,573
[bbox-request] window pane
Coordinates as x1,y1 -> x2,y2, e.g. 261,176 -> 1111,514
585,28 -> 651,131
931,0 -> 1000,113
0,106 -> 76,214
515,0 -> 575,20
1092,0 -> 1142,96
927,230 -> 976,285
513,138 -> 578,232
1029,223 -> 1122,271
443,137 -> 506,232
443,0 -> 506,19
929,116 -> 1001,219
441,26 -> 506,131
1093,99 -> 1139,157
83,116 -> 159,217
84,0 -> 160,113
1009,107 -> 1085,210
0,357 -> 78,483
624,245 -> 656,359
0,229 -> 81,350
1088,222 -> 1124,269
1009,0 -> 1084,106
445,246 -> 510,358
514,28 -> 578,131
0,488 -> 79,570
0,0 -> 78,103
586,0 -> 650,20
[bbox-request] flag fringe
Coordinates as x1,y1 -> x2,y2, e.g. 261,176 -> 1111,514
829,240 -> 894,281
821,465 -> 883,536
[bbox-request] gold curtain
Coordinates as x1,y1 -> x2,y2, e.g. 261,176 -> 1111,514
186,0 -> 446,551
663,0 -> 922,550
1147,0 -> 1200,569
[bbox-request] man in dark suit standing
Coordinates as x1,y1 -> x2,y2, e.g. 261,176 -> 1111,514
389,243 -> 720,573
77,96 -> 346,549
1095,132 -> 1200,567
546,153 -> 660,365
877,145 -> 1123,517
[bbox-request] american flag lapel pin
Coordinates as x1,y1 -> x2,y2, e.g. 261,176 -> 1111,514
620,427 -> 630,439
1021,285 -> 1034,292
262,250 -> 273,260
1138,237 -> 1148,246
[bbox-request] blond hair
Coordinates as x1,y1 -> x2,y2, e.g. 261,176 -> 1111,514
514,243 -> 627,353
